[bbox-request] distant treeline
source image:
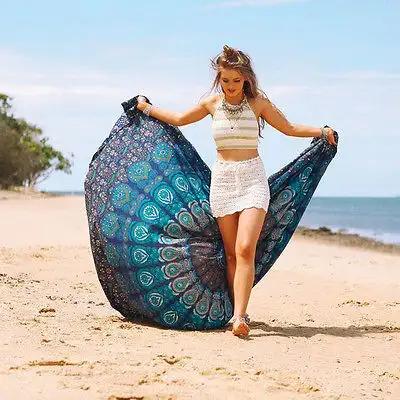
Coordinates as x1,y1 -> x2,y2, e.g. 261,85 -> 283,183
0,93 -> 73,189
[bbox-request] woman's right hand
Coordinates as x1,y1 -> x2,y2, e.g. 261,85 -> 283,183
323,126 -> 337,146
136,96 -> 148,112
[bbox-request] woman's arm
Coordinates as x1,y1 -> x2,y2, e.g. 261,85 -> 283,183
137,97 -> 210,126
259,96 -> 326,139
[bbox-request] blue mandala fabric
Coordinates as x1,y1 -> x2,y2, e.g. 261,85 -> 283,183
84,95 -> 339,331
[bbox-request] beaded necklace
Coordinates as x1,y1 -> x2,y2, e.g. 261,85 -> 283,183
221,94 -> 248,130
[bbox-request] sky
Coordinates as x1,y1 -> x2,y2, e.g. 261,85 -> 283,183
1,0 -> 399,196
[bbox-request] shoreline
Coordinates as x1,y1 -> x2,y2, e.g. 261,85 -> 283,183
1,188 -> 399,255
295,226 -> 400,255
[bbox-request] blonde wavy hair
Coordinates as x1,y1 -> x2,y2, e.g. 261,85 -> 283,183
203,44 -> 270,138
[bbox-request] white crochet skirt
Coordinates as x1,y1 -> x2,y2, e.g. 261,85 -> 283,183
209,155 -> 270,218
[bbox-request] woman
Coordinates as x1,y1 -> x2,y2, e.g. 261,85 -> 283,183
134,45 -> 337,337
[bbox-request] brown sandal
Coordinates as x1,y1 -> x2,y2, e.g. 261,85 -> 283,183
231,313 -> 250,324
231,315 -> 250,337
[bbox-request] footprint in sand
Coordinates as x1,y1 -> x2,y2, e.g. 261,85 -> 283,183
385,301 -> 400,307
108,395 -> 154,400
39,307 -> 56,314
9,359 -> 87,370
155,354 -> 191,365
200,366 -> 237,377
338,299 -> 371,307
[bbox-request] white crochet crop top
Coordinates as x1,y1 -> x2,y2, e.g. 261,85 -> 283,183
211,94 -> 259,150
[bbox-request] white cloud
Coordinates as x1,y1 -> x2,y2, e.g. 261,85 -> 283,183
0,47 -> 205,106
318,70 -> 400,80
0,83 -> 124,97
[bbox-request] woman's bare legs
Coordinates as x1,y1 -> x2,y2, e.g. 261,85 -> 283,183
232,207 -> 267,335
216,212 -> 239,304
216,207 -> 267,336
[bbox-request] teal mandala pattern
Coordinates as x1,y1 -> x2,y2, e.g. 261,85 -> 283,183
84,96 -> 339,330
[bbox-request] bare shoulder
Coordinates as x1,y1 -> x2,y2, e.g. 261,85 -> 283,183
253,93 -> 269,107
248,93 -> 268,119
198,94 -> 221,117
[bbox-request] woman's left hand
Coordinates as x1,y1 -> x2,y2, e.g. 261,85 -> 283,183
136,98 -> 148,112
325,127 -> 337,146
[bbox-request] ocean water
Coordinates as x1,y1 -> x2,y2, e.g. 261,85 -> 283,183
49,192 -> 400,246
300,196 -> 400,245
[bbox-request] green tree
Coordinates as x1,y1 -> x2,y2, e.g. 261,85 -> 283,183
0,93 -> 74,189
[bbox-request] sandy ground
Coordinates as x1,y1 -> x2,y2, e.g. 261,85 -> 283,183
0,191 -> 399,400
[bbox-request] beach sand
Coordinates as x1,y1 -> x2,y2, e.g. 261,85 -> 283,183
1,190 -> 399,400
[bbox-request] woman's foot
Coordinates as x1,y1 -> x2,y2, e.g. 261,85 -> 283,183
231,313 -> 250,324
231,315 -> 250,337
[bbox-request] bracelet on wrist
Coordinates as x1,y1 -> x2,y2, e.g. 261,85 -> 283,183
320,126 -> 328,141
143,103 -> 152,116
